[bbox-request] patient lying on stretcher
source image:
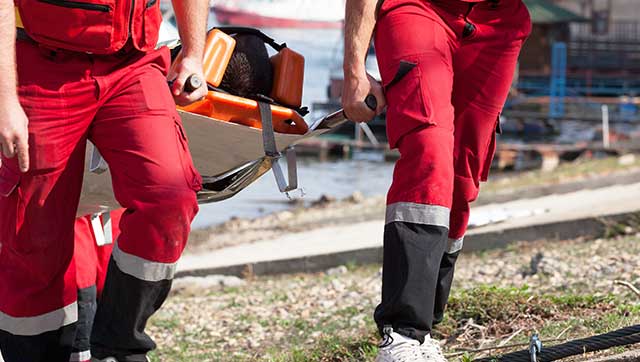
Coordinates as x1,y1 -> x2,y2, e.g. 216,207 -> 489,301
177,29 -> 309,135
219,33 -> 274,99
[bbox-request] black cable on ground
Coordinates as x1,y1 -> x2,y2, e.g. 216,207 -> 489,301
474,324 -> 640,362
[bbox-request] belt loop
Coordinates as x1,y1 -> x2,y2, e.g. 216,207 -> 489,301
38,44 -> 58,60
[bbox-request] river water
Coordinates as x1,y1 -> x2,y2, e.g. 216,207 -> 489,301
191,23 -> 393,228
193,158 -> 395,228
192,19 -> 639,228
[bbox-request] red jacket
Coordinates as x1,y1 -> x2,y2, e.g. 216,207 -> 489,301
16,0 -> 161,54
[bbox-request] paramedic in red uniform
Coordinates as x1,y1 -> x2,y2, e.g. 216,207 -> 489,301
343,0 -> 531,360
72,209 -> 124,362
0,0 -> 208,358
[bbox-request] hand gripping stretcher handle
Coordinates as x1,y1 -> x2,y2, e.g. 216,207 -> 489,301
342,94 -> 378,120
183,74 -> 203,93
167,74 -> 202,94
310,94 -> 379,131
313,63 -> 417,131
364,94 -> 378,111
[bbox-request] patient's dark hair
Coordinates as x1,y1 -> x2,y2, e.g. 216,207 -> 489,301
220,34 -> 273,99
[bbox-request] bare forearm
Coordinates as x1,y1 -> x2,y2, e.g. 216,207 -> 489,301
343,0 -> 377,79
0,0 -> 17,99
342,0 -> 385,122
172,0 -> 208,60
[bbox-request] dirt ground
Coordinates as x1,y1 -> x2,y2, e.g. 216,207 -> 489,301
150,232 -> 640,361
142,156 -> 640,361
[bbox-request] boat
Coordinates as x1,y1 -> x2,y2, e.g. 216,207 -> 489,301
212,0 -> 344,29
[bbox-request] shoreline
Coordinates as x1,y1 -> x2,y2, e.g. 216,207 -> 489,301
186,156 -> 640,254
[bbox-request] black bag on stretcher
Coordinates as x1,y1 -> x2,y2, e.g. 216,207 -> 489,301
78,27 -> 351,216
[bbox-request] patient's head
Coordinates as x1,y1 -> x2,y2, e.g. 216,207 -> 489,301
220,34 -> 274,99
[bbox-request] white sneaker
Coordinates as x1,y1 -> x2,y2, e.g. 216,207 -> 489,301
419,335 -> 447,362
375,327 -> 428,362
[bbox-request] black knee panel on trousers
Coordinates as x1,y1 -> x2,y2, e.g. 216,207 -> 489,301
73,285 -> 98,354
91,258 -> 172,362
0,324 -> 76,362
374,222 -> 448,343
433,251 -> 460,326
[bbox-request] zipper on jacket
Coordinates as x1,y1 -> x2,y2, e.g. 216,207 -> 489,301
145,0 -> 156,8
465,2 -> 476,16
39,0 -> 110,12
127,0 -> 134,39
462,3 -> 476,38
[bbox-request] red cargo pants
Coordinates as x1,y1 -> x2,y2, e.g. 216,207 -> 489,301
373,0 -> 531,342
0,40 -> 201,362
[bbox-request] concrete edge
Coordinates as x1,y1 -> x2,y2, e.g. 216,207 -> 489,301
464,210 -> 640,253
585,350 -> 640,362
176,210 -> 640,279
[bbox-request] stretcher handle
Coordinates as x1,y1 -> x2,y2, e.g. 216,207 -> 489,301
340,94 -> 378,120
309,94 -> 377,131
183,75 -> 203,93
314,65 -> 415,131
167,74 -> 202,94
365,94 -> 378,111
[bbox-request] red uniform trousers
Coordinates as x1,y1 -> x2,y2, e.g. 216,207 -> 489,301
0,39 -> 200,362
373,0 -> 531,341
75,210 -> 123,297
71,209 -> 123,362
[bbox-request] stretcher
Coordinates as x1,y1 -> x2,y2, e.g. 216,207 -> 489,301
38,24 -> 349,216
77,107 -> 348,216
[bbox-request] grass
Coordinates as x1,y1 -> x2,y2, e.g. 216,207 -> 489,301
266,336 -> 379,362
438,286 -> 640,361
435,285 -> 621,338
148,282 -> 640,361
153,231 -> 640,361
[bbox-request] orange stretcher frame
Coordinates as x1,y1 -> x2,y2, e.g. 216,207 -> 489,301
179,90 -> 309,135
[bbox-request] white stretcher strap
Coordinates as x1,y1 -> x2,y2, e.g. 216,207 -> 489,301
258,101 -> 299,194
285,146 -> 298,190
101,212 -> 113,246
90,212 -> 114,247
89,143 -> 109,174
90,214 -> 107,247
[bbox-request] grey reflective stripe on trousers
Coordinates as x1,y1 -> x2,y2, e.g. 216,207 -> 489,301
385,202 -> 450,228
112,242 -> 177,282
447,236 -> 464,254
69,351 -> 91,362
0,302 -> 77,336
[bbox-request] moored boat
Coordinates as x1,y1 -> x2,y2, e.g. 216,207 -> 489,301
212,0 -> 344,29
